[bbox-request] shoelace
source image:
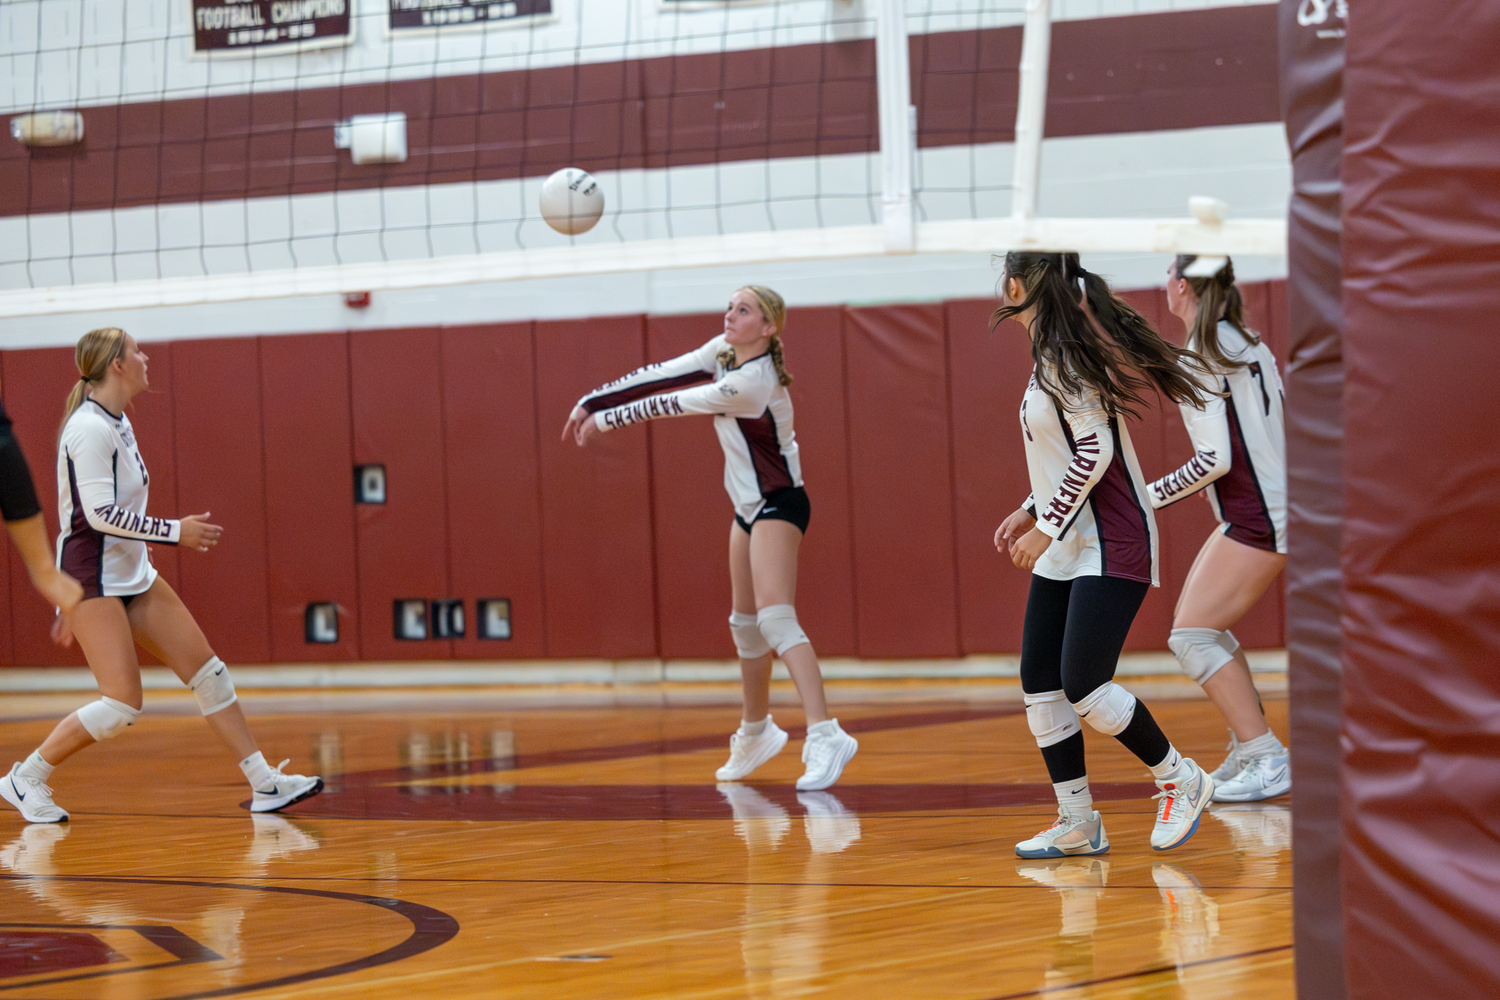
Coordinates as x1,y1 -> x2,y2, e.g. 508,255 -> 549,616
1151,785 -> 1180,821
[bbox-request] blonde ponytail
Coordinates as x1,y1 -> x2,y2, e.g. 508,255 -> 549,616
61,327 -> 127,433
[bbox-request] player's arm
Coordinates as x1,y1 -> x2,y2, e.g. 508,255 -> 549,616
0,419 -> 82,615
589,367 -> 772,434
1148,394 -> 1231,509
564,340 -> 720,442
64,435 -> 182,545
1013,397 -> 1114,570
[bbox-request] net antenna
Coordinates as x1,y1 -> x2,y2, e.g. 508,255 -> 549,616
0,0 -> 1285,319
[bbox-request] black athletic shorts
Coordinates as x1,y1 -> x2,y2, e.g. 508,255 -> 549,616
735,486 -> 811,535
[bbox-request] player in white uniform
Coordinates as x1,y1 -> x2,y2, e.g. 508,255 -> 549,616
563,286 -> 858,792
0,328 -> 322,825
993,252 -> 1220,856
1152,255 -> 1290,803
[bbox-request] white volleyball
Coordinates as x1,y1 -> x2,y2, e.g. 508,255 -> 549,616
539,167 -> 605,235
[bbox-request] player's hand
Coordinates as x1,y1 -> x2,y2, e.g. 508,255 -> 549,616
180,513 -> 223,553
573,414 -> 602,447
996,508 -> 1037,555
561,406 -> 589,443
50,610 -> 74,648
1010,526 -> 1053,571
31,565 -> 82,616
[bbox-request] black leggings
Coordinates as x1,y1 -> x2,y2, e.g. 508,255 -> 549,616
1020,574 -> 1171,784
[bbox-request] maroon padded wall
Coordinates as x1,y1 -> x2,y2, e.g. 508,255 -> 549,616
1340,2 -> 1500,994
533,317 -> 657,658
644,314 -> 734,660
945,300 -> 1033,655
842,305 -> 961,658
440,323 -> 548,660
171,338 -> 272,665
348,328 -> 453,661
260,333 -> 361,663
784,307 -> 859,658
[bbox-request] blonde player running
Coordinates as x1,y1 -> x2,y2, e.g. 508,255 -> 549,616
563,286 -> 857,791
0,328 -> 321,825
994,252 -> 1218,855
1152,255 -> 1289,802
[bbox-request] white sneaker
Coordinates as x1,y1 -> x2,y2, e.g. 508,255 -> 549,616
1015,809 -> 1109,859
1151,759 -> 1214,851
0,763 -> 68,823
1212,751 -> 1290,803
719,783 -> 791,851
715,717 -> 789,781
1208,732 -> 1246,783
796,720 -> 858,791
798,791 -> 861,854
249,760 -> 324,813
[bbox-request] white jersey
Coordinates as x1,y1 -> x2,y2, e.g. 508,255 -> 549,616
1020,369 -> 1159,585
57,399 -> 180,598
579,335 -> 803,523
1148,321 -> 1287,554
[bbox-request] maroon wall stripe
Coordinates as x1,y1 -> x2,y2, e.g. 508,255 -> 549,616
1,5 -> 1277,220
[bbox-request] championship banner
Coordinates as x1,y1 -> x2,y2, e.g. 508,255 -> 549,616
192,0 -> 352,52
388,0 -> 552,30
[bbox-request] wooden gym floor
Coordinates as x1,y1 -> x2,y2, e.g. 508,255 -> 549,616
0,681 -> 1292,999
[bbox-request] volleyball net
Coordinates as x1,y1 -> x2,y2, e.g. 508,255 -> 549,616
0,0 -> 1285,318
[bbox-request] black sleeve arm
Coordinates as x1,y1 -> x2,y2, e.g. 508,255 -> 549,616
0,409 -> 42,522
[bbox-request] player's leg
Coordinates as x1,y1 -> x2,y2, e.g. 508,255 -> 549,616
127,576 -> 322,812
716,519 -> 787,782
1016,574 -> 1108,858
1,597 -> 142,823
1061,577 -> 1212,851
1172,531 -> 1290,801
749,518 -> 855,791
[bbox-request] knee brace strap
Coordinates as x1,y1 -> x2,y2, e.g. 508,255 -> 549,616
77,696 -> 140,741
729,610 -> 772,659
1072,682 -> 1137,737
189,656 -> 237,716
755,604 -> 810,656
1024,689 -> 1082,748
1169,627 -> 1236,684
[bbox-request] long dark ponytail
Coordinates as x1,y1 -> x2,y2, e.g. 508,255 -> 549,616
1172,255 -> 1260,370
991,252 -> 1214,418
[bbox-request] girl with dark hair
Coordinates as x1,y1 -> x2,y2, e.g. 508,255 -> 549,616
993,252 -> 1218,856
563,286 -> 858,792
1151,255 -> 1289,802
1,328 -> 322,824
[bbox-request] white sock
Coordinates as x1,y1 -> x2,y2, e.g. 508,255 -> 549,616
18,750 -> 53,783
1150,746 -> 1185,781
239,751 -> 274,791
1239,730 -> 1283,758
807,719 -> 838,738
1054,776 -> 1093,818
739,717 -> 768,736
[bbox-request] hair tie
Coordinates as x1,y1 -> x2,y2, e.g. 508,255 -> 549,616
79,375 -> 90,383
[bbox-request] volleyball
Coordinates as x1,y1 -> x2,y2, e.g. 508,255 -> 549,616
539,167 -> 604,235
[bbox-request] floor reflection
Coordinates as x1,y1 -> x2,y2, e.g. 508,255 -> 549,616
722,785 -> 862,997
1015,857 -> 1110,989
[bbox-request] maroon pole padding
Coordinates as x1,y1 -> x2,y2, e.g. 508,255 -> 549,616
172,337 -> 273,665
842,305 -> 961,658
348,327 -> 453,661
260,333 -> 361,663
945,299 -> 1034,654
441,324 -> 549,660
533,316 -> 658,659
1279,1 -> 1348,996
642,313 -> 730,660
1340,3 -> 1500,994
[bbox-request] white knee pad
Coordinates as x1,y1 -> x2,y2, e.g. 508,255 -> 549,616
729,611 -> 772,659
76,696 -> 141,741
1024,690 -> 1082,748
755,604 -> 810,656
1072,682 -> 1137,737
1169,627 -> 1237,684
188,656 -> 237,716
